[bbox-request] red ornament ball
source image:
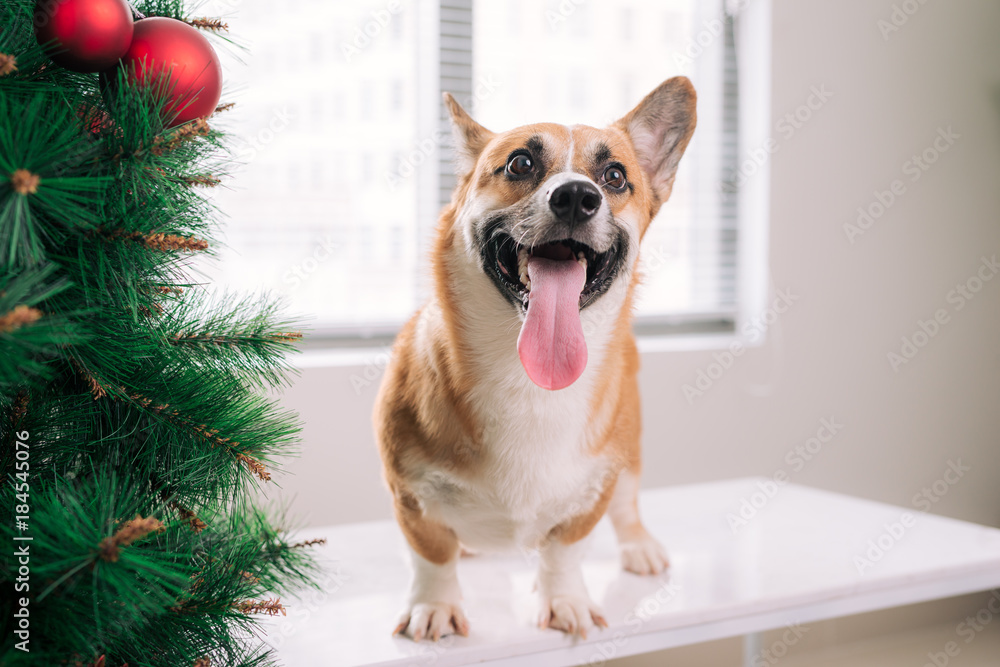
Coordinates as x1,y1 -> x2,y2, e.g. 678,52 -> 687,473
114,17 -> 223,128
34,0 -> 134,72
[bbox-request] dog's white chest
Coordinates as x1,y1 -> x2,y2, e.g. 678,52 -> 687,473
417,369 -> 611,551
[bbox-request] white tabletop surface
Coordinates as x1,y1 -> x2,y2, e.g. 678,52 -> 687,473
264,478 -> 1000,667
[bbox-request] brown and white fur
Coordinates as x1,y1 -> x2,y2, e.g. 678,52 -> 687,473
374,77 -> 697,641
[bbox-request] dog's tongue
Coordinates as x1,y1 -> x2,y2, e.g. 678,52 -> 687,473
517,256 -> 588,390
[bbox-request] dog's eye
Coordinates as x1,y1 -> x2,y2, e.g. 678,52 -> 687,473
602,165 -> 627,191
505,153 -> 534,177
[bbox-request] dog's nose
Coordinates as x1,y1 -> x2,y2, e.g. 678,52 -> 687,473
548,180 -> 602,226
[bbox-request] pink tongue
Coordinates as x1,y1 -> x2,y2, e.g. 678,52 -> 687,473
517,257 -> 588,390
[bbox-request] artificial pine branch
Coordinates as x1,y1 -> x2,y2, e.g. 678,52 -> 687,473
98,515 -> 166,562
124,389 -> 272,482
234,598 -> 286,617
158,293 -> 303,392
213,102 -> 234,115
139,302 -> 165,318
289,537 -> 327,549
0,303 -> 41,332
108,117 -> 213,162
269,332 -> 303,342
186,17 -> 229,32
184,174 -> 221,187
151,118 -> 211,155
10,387 -> 28,427
168,500 -> 208,533
138,232 -> 210,252
0,52 -> 16,76
100,228 -> 210,252
171,331 -> 302,346
234,453 -> 271,482
9,167 -> 39,193
70,357 -> 108,400
0,266 -> 82,389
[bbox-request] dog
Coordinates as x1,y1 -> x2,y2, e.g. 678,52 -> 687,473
374,76 -> 697,641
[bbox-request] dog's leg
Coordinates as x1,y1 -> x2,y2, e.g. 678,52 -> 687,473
536,537 -> 608,638
608,468 -> 670,575
391,497 -> 469,641
606,362 -> 670,575
536,480 -> 616,637
395,546 -> 468,642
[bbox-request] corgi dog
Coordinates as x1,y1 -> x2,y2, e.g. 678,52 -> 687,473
374,77 -> 697,641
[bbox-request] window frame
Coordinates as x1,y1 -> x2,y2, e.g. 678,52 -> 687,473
297,0 -> 772,351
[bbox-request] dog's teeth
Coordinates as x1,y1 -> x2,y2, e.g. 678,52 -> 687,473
517,248 -> 530,288
577,252 -> 588,269
519,266 -> 531,290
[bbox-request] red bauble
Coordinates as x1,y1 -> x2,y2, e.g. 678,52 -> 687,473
34,0 -> 134,72
113,17 -> 223,128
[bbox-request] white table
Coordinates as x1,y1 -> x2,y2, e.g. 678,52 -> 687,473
264,478 -> 1000,667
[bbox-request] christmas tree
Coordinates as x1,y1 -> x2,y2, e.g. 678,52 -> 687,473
0,1 -> 319,665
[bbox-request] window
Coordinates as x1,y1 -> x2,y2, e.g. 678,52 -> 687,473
201,0 -> 769,340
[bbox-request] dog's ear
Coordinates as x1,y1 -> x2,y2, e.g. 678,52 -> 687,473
615,77 -> 697,206
444,92 -> 494,174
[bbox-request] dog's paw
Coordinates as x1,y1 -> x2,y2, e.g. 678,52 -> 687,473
620,532 -> 670,575
393,601 -> 469,642
537,594 -> 608,639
